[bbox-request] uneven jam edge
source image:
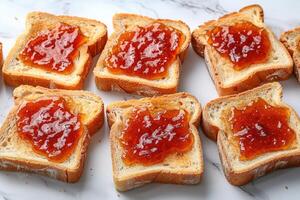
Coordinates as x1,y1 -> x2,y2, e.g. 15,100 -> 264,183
207,21 -> 271,70
229,98 -> 296,160
119,107 -> 193,166
16,96 -> 83,162
19,23 -> 87,74
105,22 -> 185,80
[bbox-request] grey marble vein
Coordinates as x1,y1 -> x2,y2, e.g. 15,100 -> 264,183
239,183 -> 270,200
162,0 -> 227,15
134,1 -> 159,18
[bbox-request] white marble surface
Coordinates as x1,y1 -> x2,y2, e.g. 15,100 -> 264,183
0,0 -> 300,199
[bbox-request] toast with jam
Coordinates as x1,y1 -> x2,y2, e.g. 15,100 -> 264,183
106,92 -> 203,191
192,5 -> 293,96
3,12 -> 107,89
0,85 -> 104,182
280,26 -> 300,81
94,13 -> 191,96
202,82 -> 300,185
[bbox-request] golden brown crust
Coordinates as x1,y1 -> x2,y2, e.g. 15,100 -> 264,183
2,12 -> 108,90
218,133 -> 300,186
0,132 -> 90,183
94,13 -> 191,96
107,92 -> 203,191
3,56 -> 92,90
280,27 -> 300,81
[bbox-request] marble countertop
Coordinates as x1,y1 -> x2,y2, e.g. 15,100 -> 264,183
0,0 -> 300,199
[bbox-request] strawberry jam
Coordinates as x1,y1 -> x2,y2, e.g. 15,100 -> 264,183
208,21 -> 271,70
105,22 -> 184,79
16,97 -> 83,162
230,98 -> 296,160
120,107 -> 193,165
19,23 -> 87,73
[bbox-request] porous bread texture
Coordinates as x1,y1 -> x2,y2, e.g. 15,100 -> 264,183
280,27 -> 300,81
3,12 -> 107,90
0,85 -> 104,182
202,82 -> 300,185
107,92 -> 203,191
94,13 -> 191,96
192,4 -> 293,96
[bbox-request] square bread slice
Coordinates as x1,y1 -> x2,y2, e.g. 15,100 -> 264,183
202,82 -> 300,185
280,27 -> 300,81
192,4 -> 293,96
0,85 -> 104,182
106,92 -> 203,191
94,13 -> 191,96
3,12 -> 107,90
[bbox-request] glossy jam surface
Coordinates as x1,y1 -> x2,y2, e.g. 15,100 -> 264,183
120,107 -> 193,165
16,97 -> 83,162
208,21 -> 271,70
19,23 -> 87,73
230,98 -> 296,160
105,23 -> 184,79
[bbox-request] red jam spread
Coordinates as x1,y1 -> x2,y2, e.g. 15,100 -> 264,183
207,21 -> 271,70
19,23 -> 87,73
16,97 -> 83,162
230,98 -> 296,160
105,22 -> 184,79
120,107 -> 193,165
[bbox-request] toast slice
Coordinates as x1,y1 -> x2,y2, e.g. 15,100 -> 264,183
192,5 -> 293,96
202,82 -> 300,185
107,92 -> 203,191
0,85 -> 104,182
3,12 -> 107,90
280,27 -> 300,81
94,13 -> 191,96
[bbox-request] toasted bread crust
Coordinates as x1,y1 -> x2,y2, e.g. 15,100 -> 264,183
191,4 -> 293,96
218,132 -> 300,185
0,120 -> 90,183
3,12 -> 107,90
280,27 -> 300,81
94,13 -> 191,96
107,92 -> 203,191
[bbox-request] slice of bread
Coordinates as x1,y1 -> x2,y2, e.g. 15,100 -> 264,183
192,5 -> 293,96
202,82 -> 300,185
280,27 -> 300,81
0,85 -> 104,182
107,92 -> 203,191
3,12 -> 107,90
94,13 -> 191,96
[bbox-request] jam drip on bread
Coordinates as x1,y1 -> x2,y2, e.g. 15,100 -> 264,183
16,97 -> 83,162
230,98 -> 296,160
120,107 -> 193,165
105,22 -> 184,79
208,21 -> 271,70
19,23 -> 87,74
